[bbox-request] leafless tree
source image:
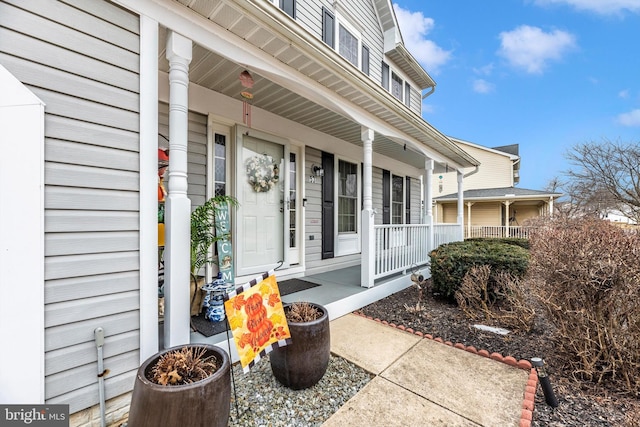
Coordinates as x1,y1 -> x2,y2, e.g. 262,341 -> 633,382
564,139 -> 640,223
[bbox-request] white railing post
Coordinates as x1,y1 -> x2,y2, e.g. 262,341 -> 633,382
361,127 -> 375,288
164,31 -> 192,347
424,159 -> 434,252
457,170 -> 464,241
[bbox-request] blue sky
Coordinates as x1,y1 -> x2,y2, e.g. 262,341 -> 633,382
393,0 -> 640,190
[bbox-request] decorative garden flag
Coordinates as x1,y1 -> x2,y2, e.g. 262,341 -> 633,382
223,270 -> 291,372
214,201 -> 234,285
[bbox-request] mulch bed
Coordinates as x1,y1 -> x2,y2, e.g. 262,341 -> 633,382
357,283 -> 640,427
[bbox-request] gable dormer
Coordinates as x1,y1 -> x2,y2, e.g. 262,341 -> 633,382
373,0 -> 435,91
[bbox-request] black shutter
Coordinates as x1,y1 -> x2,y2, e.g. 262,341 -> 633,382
280,0 -> 296,19
322,7 -> 335,48
404,82 -> 411,107
382,62 -> 389,90
362,45 -> 370,75
382,169 -> 390,224
321,152 -> 335,259
406,177 -> 411,224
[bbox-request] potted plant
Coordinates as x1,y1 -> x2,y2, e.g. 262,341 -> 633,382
269,301 -> 331,389
189,195 -> 238,316
127,344 -> 231,427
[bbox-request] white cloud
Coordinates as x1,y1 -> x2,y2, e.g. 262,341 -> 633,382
421,102 -> 435,114
472,63 -> 495,76
472,79 -> 495,94
618,89 -> 630,98
617,109 -> 640,126
393,4 -> 452,74
497,25 -> 577,74
534,0 -> 640,15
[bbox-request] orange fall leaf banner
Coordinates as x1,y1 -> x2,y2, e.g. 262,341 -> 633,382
223,270 -> 291,372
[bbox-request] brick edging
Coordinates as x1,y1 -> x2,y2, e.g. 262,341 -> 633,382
352,311 -> 538,427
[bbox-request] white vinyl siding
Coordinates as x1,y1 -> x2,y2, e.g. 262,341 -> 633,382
470,202 -> 502,226
304,147 -> 323,265
295,0 -> 384,88
409,177 -> 422,224
372,167 -> 384,225
0,0 -> 140,413
274,0 -> 422,115
158,103 -> 208,207
435,142 -> 516,196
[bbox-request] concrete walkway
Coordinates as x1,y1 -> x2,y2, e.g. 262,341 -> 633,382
323,314 -> 535,427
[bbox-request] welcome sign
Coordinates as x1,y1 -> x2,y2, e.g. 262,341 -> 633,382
214,200 -> 234,285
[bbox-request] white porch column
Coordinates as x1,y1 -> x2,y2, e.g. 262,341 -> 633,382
424,159 -> 434,251
549,196 -> 554,217
504,201 -> 511,237
457,170 -> 464,241
164,31 -> 192,348
361,127 -> 375,288
466,202 -> 474,238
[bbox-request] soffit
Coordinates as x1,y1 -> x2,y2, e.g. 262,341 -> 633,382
167,0 -> 477,169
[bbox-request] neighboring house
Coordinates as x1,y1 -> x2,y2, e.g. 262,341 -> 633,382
432,138 -> 561,237
603,209 -> 638,225
0,0 -> 479,421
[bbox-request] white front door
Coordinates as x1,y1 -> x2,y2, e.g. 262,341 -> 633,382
237,135 -> 286,276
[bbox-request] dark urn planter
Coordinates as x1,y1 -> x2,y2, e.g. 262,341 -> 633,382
127,344 -> 230,427
269,302 -> 330,390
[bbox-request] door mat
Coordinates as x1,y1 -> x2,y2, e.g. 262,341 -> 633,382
190,278 -> 321,337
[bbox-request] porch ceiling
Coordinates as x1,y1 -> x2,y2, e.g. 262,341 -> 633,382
160,0 -> 478,170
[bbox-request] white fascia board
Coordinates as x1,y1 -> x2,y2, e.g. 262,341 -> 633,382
449,136 -> 520,161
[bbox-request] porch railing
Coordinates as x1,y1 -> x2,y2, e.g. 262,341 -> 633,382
433,224 -> 462,247
373,223 -> 463,280
465,226 -> 533,239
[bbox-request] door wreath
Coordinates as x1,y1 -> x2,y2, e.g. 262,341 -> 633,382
245,154 -> 279,193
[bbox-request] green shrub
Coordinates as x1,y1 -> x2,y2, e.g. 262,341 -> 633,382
429,240 -> 529,300
465,237 -> 530,250
529,216 -> 640,395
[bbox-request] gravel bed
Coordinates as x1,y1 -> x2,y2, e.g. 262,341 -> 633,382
228,354 -> 373,426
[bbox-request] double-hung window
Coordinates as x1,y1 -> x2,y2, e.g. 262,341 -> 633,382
391,174 -> 404,224
339,24 -> 358,67
280,0 -> 295,18
391,72 -> 403,101
323,6 -> 368,73
270,0 -> 295,18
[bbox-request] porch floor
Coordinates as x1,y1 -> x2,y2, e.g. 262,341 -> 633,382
189,265 -> 418,356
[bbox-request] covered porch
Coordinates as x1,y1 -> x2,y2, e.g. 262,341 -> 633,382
190,264 -> 418,360
190,221 -> 462,362
140,0 -> 479,354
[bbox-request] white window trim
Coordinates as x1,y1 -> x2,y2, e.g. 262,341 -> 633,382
334,156 -> 361,256
334,6 -> 363,69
